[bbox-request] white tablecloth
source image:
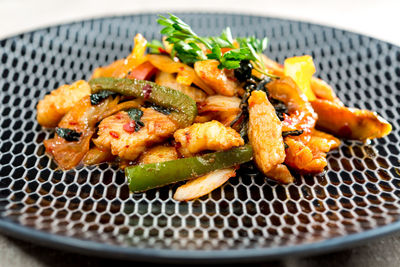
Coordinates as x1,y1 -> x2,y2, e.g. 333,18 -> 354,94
0,0 -> 399,45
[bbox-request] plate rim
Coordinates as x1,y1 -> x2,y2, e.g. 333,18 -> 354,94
1,218 -> 399,263
0,12 -> 399,262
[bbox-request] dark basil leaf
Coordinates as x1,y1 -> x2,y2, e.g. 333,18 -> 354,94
90,90 -> 116,105
56,128 -> 82,142
282,130 -> 304,137
284,143 -> 289,149
127,108 -> 143,121
127,108 -> 144,132
234,60 -> 253,82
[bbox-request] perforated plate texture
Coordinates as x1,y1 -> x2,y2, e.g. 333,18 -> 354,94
0,13 -> 400,261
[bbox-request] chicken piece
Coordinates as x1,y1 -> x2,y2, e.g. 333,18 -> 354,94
284,129 -> 340,174
198,95 -> 241,126
36,80 -> 91,127
284,137 -> 328,174
194,114 -> 214,123
194,60 -> 240,96
309,129 -> 341,152
93,108 -> 178,160
265,164 -> 294,184
174,120 -> 244,156
310,78 -> 339,102
83,147 -> 114,165
311,99 -> 392,140
138,145 -> 178,164
248,90 -> 286,177
173,168 -> 236,201
120,144 -> 178,169
266,77 -> 317,134
155,72 -> 207,102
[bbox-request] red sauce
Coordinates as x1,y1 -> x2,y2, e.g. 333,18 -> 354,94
173,141 -> 183,158
185,132 -> 191,142
196,102 -> 207,112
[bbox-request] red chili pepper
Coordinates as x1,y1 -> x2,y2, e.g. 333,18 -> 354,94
158,47 -> 168,54
123,121 -> 136,133
185,132 -> 191,142
142,84 -> 152,99
109,131 -> 120,139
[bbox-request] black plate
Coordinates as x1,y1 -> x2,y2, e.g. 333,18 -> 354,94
0,13 -> 399,263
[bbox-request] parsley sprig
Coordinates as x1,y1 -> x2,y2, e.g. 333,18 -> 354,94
156,14 -> 274,77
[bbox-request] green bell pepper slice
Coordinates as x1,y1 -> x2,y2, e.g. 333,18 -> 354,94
126,144 -> 253,193
89,77 -> 197,127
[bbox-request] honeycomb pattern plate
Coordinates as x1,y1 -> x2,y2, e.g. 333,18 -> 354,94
0,13 -> 400,262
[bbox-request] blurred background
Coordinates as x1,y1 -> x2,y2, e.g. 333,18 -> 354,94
0,0 -> 399,45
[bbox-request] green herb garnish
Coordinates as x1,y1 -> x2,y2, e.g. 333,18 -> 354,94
147,40 -> 166,54
156,14 -> 275,77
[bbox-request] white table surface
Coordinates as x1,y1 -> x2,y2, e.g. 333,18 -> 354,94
0,0 -> 399,45
1,1 -> 400,266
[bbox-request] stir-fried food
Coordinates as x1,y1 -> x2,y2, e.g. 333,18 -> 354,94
174,120 -> 244,157
93,108 -> 178,160
37,80 -> 91,127
36,14 -> 392,201
248,90 -> 285,175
